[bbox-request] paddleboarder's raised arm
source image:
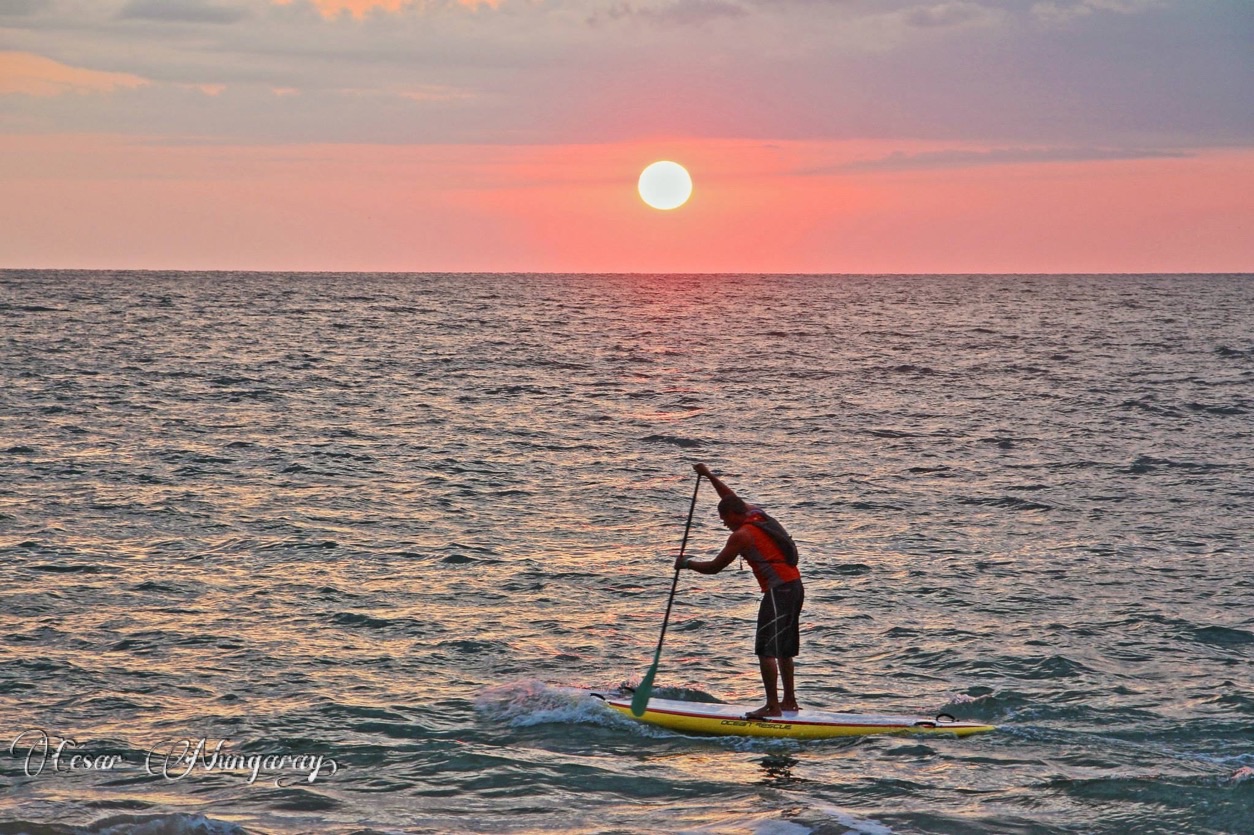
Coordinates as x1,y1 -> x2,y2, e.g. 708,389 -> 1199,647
693,463 -> 736,501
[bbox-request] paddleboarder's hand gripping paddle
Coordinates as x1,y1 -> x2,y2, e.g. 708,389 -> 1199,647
631,471 -> 702,717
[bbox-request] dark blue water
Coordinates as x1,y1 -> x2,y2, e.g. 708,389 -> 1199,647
1,271 -> 1251,834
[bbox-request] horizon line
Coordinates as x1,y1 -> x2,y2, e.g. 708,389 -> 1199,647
3,267 -> 1251,278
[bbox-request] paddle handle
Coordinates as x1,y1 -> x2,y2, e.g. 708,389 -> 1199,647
653,473 -> 702,653
631,472 -> 701,716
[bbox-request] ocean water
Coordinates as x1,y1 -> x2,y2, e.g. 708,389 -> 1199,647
0,270 -> 1251,835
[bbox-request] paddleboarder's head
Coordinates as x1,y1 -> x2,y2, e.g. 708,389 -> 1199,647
717,495 -> 748,530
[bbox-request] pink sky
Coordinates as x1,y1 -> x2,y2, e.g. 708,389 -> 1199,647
0,1 -> 1250,273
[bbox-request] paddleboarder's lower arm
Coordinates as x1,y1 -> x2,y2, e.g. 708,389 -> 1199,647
677,533 -> 742,573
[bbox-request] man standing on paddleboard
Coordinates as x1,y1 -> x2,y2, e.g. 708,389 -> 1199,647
675,463 -> 804,720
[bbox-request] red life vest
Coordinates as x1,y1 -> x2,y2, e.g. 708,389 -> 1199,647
739,513 -> 801,592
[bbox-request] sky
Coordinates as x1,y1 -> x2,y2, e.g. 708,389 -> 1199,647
0,0 -> 1251,273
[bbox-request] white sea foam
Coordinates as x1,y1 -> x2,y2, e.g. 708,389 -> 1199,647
670,803 -> 893,834
812,805 -> 896,835
474,679 -> 602,725
749,821 -> 812,835
73,814 -> 248,835
675,811 -> 813,835
473,678 -> 669,735
943,691 -> 991,705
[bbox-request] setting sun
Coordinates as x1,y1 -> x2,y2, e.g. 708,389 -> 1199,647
638,161 -> 692,210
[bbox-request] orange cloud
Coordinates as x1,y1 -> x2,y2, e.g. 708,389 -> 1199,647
0,52 -> 148,97
274,0 -> 502,20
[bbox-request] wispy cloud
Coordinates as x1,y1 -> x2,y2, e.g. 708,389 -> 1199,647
118,0 -> 251,24
821,145 -> 1192,174
0,0 -> 51,16
901,2 -> 1002,29
271,0 -> 502,19
1031,0 -> 1164,26
0,51 -> 149,96
595,0 -> 749,27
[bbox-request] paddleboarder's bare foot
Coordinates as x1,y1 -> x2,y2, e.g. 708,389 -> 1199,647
781,701 -> 800,713
745,704 -> 781,720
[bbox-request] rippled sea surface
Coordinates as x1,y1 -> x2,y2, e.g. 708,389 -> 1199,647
1,271 -> 1252,835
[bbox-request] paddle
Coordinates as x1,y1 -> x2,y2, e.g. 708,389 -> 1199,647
631,472 -> 701,717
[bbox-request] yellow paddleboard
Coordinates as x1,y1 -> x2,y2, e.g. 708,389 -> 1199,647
594,692 -> 995,739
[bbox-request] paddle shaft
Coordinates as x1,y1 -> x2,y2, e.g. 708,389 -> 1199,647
632,472 -> 701,716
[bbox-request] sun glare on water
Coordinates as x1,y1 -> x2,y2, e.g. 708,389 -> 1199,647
638,161 -> 693,210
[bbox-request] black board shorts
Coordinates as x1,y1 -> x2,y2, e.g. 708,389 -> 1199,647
755,579 -> 804,658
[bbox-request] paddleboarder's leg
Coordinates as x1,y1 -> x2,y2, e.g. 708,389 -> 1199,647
775,580 -> 803,712
746,655 -> 782,719
780,657 -> 798,712
750,581 -> 802,717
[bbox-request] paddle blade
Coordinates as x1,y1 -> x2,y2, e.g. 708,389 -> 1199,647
631,663 -> 659,716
